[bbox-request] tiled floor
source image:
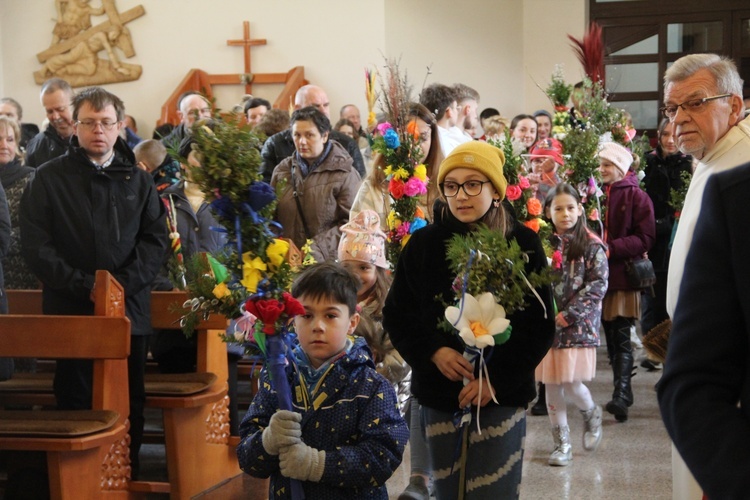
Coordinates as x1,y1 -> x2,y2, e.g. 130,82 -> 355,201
192,345 -> 672,499
383,345 -> 671,499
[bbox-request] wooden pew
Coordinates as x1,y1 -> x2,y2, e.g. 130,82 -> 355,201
133,292 -> 241,499
1,288 -> 242,499
0,271 -> 132,499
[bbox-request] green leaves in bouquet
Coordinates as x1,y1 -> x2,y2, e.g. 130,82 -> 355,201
545,65 -> 573,108
669,170 -> 693,218
175,253 -> 245,337
445,225 -> 554,317
188,118 -> 264,205
492,130 -> 523,186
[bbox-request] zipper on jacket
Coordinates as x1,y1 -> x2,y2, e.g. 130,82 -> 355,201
111,195 -> 120,242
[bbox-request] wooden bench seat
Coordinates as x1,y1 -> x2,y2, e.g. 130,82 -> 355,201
2,287 -> 242,499
0,371 -> 218,406
0,271 -> 132,499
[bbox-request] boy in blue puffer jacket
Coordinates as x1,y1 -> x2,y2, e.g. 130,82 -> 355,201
237,262 -> 408,499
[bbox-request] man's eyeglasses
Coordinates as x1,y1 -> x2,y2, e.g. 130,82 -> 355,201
76,120 -> 119,131
660,94 -> 732,120
440,180 -> 491,198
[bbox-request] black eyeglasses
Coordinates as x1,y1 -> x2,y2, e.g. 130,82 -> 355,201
440,180 -> 491,198
76,120 -> 119,131
660,94 -> 732,120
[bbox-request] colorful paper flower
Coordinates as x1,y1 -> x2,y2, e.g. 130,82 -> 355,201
524,218 -> 541,232
551,250 -> 563,269
244,298 -> 285,335
414,164 -> 427,182
377,122 -> 393,135
404,177 -> 427,197
392,167 -> 410,181
527,198 -> 542,217
248,182 -> 276,212
409,218 -> 427,233
518,176 -> 530,189
282,292 -> 305,317
506,184 -> 522,201
383,129 -> 401,149
212,282 -> 232,299
406,119 -> 420,139
265,239 -> 290,270
387,211 -> 402,229
389,178 -> 405,199
241,253 -> 267,293
444,292 -> 511,349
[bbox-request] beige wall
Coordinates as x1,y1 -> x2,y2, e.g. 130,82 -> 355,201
0,0 -> 586,139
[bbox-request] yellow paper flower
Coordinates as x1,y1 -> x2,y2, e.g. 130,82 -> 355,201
400,233 -> 411,247
383,165 -> 394,176
266,239 -> 290,270
414,164 -> 427,182
393,167 -> 410,181
212,282 -> 232,299
241,253 -> 267,293
387,211 -> 402,230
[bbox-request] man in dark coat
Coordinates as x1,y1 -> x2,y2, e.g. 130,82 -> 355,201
24,78 -> 76,168
259,85 -> 365,182
658,160 -> 750,499
160,91 -> 212,151
20,87 -> 167,477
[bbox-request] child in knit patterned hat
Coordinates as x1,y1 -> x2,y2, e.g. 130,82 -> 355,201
338,210 -> 410,411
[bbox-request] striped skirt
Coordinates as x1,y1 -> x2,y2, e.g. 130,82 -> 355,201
422,405 -> 526,500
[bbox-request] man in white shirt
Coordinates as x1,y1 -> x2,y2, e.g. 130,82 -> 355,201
453,83 -> 480,141
420,83 -> 470,156
661,52 -> 750,500
666,53 -> 750,318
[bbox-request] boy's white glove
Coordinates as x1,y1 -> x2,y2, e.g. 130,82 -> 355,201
279,442 -> 326,482
261,410 -> 302,455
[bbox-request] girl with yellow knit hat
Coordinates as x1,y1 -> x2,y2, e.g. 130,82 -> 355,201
384,141 -> 555,499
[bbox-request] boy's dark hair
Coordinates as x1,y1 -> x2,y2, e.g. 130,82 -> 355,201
255,108 -> 290,137
243,97 -> 271,115
480,107 -> 500,122
291,263 -> 359,315
420,83 -> 457,121
290,106 -> 331,135
72,87 -> 125,121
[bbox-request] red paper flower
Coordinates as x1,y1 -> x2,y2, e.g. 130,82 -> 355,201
389,178 -> 405,199
245,298 -> 285,334
282,292 -> 305,317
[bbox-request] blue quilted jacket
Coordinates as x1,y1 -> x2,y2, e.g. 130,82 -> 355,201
237,336 -> 408,499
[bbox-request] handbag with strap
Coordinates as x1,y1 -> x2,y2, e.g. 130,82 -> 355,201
624,257 -> 657,290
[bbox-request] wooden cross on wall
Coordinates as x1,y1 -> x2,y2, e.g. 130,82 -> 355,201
227,21 -> 267,94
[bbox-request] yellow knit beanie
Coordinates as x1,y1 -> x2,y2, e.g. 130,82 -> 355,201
438,141 -> 507,200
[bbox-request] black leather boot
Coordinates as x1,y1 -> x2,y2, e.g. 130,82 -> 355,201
606,352 -> 634,421
531,382 -> 548,415
605,317 -> 634,422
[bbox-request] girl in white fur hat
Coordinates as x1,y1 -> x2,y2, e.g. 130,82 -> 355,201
597,142 -> 656,423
